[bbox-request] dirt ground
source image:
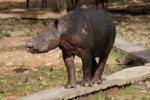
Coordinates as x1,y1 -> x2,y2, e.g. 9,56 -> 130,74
0,13 -> 149,68
115,14 -> 150,48
0,0 -> 149,100
0,14 -> 150,100
0,0 -> 50,9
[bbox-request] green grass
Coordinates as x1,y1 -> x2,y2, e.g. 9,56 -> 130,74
0,19 -> 52,37
109,50 -> 122,60
0,27 -> 36,37
77,85 -> 150,100
0,91 -> 4,100
0,19 -> 42,25
0,29 -> 11,38
125,87 -> 137,94
0,65 -> 67,98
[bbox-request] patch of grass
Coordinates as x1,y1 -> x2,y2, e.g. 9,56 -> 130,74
78,84 -> 150,100
0,27 -> 35,37
125,87 -> 137,94
0,29 -> 11,38
104,50 -> 123,75
141,96 -> 150,100
76,77 -> 150,100
0,19 -> 52,25
0,18 -> 53,38
23,28 -> 35,36
0,91 -> 4,100
109,50 -> 122,60
89,94 -> 103,100
0,19 -> 38,25
0,65 -> 67,98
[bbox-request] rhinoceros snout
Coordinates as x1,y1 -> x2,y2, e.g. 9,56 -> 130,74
26,41 -> 34,49
26,40 -> 40,53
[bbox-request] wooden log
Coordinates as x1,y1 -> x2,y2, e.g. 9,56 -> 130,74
108,8 -> 150,14
114,38 -> 150,65
18,65 -> 150,100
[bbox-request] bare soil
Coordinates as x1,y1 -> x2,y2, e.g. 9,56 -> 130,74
115,14 -> 150,48
0,37 -> 63,67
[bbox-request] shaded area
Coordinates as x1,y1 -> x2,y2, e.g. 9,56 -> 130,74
13,67 -> 31,73
108,7 -> 150,15
108,0 -> 150,14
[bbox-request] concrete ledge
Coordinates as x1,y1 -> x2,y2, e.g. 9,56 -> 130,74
18,65 -> 150,100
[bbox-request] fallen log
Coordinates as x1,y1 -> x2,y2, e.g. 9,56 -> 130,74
114,38 -> 150,65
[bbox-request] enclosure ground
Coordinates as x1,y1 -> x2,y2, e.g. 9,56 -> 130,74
0,13 -> 149,100
0,0 -> 150,100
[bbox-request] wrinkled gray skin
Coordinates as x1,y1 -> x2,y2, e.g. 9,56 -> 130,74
26,9 -> 116,88
26,26 -> 60,53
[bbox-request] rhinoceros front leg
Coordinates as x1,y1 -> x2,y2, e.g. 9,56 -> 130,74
62,50 -> 76,88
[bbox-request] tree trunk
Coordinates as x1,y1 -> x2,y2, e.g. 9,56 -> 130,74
56,0 -> 67,13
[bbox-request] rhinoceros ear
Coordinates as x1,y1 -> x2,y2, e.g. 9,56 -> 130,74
54,19 -> 68,34
42,20 -> 52,27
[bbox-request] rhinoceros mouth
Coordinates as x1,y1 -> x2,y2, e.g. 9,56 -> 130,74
27,47 -> 50,54
27,47 -> 39,54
